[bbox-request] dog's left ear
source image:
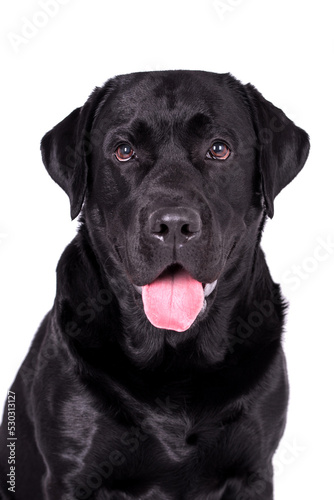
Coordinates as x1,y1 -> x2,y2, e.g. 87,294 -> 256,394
244,84 -> 310,218
41,87 -> 105,220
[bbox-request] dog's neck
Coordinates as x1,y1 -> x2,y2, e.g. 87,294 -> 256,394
54,219 -> 284,375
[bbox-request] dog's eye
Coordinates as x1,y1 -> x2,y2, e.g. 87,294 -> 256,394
206,142 -> 231,160
115,143 -> 135,162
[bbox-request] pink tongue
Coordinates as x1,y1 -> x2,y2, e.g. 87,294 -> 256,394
142,268 -> 204,332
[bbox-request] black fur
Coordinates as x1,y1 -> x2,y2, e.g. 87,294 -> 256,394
0,71 -> 309,500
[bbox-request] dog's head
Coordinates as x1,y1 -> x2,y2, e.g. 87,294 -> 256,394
41,71 -> 309,335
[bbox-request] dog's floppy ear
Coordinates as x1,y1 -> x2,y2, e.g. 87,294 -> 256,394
244,84 -> 310,218
41,87 -> 104,220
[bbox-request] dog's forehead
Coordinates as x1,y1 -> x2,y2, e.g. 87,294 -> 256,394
97,71 -> 252,130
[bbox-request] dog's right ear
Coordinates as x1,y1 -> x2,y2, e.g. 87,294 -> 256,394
41,87 -> 105,220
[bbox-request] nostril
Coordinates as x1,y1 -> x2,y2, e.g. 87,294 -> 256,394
181,224 -> 193,237
181,215 -> 202,238
155,223 -> 169,237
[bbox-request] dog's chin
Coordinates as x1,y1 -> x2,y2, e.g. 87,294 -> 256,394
132,264 -> 218,332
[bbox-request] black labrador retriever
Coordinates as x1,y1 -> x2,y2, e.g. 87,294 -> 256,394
0,71 -> 309,500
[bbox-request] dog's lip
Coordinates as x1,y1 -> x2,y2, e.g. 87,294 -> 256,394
131,241 -> 236,297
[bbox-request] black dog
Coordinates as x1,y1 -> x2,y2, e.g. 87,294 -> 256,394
0,71 -> 309,500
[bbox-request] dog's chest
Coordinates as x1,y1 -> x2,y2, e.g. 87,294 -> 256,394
136,406 -> 203,463
108,395 -> 241,469
89,401 -> 243,499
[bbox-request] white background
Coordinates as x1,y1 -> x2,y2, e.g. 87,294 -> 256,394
0,0 -> 333,498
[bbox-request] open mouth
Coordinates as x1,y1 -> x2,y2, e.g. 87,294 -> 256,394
133,264 -> 217,332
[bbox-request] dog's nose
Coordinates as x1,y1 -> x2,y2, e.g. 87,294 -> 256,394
148,207 -> 202,247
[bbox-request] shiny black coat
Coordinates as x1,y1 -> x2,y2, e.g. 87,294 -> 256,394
0,71 -> 309,499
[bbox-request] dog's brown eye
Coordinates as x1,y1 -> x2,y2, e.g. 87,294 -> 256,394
115,144 -> 135,162
206,142 -> 230,160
